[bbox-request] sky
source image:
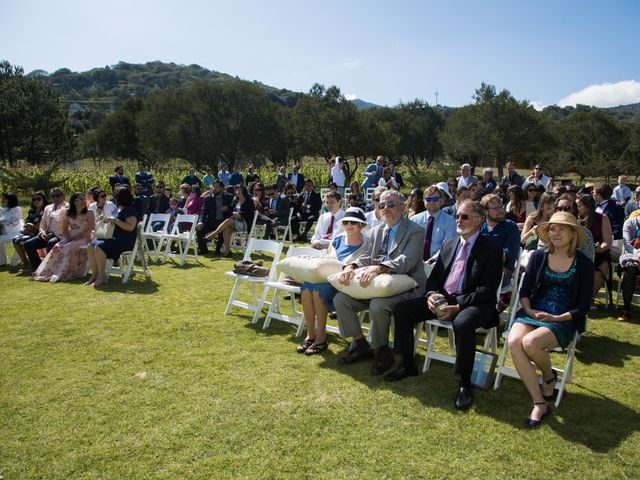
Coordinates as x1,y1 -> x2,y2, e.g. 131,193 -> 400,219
1,0 -> 639,109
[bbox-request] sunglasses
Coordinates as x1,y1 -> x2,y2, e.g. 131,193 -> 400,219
342,220 -> 362,225
555,206 -> 573,212
378,200 -> 397,209
454,214 -> 471,220
51,194 -> 62,198
99,194 -> 107,198
423,196 -> 441,203
527,189 -> 537,193
372,197 -> 381,202
33,197 -> 43,202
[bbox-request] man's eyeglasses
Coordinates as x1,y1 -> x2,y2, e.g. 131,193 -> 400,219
454,214 -> 471,220
378,200 -> 397,210
555,206 -> 573,212
424,196 -> 441,203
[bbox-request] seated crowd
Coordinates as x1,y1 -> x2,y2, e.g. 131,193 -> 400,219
2,160 -> 639,428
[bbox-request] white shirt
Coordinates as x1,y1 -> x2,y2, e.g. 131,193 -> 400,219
378,177 -> 398,188
331,165 -> 345,188
311,209 -> 345,247
89,201 -> 118,218
365,210 -> 383,229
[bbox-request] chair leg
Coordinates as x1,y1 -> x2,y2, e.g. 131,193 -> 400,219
423,324 -> 438,372
262,291 -> 281,331
493,334 -> 510,389
252,284 -> 271,324
225,279 -> 242,315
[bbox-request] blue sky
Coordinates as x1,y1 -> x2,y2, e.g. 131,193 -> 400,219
2,0 -> 639,108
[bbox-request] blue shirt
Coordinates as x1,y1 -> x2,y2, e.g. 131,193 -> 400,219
480,219 -> 520,271
218,171 -> 231,186
331,235 -> 363,262
410,210 -> 458,259
229,172 -> 244,187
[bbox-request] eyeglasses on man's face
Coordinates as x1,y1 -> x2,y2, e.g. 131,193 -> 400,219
378,200 -> 397,210
424,196 -> 441,203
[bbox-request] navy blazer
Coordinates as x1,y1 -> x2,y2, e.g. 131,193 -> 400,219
297,191 -> 322,217
200,192 -> 233,225
518,249 -> 594,333
287,173 -> 306,192
427,234 -> 504,327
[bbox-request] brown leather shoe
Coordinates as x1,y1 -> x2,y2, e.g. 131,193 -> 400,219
338,342 -> 373,365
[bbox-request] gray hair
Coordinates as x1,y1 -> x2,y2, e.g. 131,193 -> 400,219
459,199 -> 484,219
461,163 -> 471,170
381,188 -> 406,203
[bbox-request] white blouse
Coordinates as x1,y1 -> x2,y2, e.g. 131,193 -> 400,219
0,206 -> 22,236
89,201 -> 118,218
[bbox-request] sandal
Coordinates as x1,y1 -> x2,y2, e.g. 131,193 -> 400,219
296,338 -> 315,353
304,340 -> 328,356
524,401 -> 551,428
541,370 -> 557,401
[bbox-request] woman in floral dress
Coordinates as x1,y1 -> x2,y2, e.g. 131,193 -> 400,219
33,192 -> 95,282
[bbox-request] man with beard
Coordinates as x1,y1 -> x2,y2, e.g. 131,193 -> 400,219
479,194 -> 520,278
386,200 -> 503,411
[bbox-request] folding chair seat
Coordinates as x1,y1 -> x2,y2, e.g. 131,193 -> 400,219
140,213 -> 171,262
258,246 -> 328,335
0,219 -> 23,267
105,224 -> 151,284
493,273 -> 581,407
419,276 -> 503,373
230,211 -> 260,253
161,214 -> 199,265
274,208 -> 295,244
224,238 -> 284,318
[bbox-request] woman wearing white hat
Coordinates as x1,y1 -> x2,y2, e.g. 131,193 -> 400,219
297,207 -> 369,355
508,212 -> 593,428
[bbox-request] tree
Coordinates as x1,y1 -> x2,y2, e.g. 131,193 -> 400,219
94,97 -> 145,162
392,100 -> 444,166
0,60 -> 75,165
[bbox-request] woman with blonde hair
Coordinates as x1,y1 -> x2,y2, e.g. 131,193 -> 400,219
508,212 -> 593,427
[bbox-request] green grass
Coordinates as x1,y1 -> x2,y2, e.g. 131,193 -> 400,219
1,250 -> 639,479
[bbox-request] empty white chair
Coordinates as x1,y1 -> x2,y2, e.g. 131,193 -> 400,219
224,238 -> 284,319
141,213 -> 171,262
160,214 -> 199,265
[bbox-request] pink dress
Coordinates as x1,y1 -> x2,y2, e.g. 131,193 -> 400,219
33,212 -> 94,282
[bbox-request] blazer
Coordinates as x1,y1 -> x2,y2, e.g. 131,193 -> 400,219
355,216 -> 427,294
232,197 -> 256,225
519,249 -> 594,333
427,234 -> 504,327
147,194 -> 170,216
287,172 -> 305,192
109,174 -> 130,191
297,190 -> 322,217
200,192 -> 233,225
361,163 -> 383,189
266,194 -> 291,224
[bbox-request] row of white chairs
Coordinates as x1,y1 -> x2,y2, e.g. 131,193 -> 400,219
223,240 -> 579,406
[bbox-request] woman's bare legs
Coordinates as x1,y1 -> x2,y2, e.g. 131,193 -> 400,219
311,291 -> 329,344
92,247 -> 108,287
85,245 -> 98,285
300,290 -> 316,342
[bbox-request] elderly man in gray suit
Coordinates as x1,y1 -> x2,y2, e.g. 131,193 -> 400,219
334,189 -> 427,375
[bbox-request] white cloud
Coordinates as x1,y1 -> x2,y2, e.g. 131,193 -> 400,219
558,80 -> 640,108
344,94 -> 357,100
530,101 -> 545,111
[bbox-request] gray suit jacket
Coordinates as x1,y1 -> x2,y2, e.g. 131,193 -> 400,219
355,216 -> 427,294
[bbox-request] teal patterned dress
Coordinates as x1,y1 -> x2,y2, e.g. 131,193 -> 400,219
514,257 -> 577,348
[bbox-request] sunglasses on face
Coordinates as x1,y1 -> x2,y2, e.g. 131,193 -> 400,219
99,194 -> 107,198
372,197 -> 380,202
555,205 -> 573,212
378,200 -> 397,210
342,220 -> 361,225
527,189 -> 537,193
51,194 -> 62,198
454,214 -> 471,220
33,197 -> 43,202
423,196 -> 441,203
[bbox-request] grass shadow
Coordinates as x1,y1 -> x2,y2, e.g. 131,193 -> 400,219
575,332 -> 640,367
93,279 -> 160,294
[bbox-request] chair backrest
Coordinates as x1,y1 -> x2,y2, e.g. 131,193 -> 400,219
145,213 -> 171,234
320,188 -> 330,198
168,214 -> 198,235
365,187 -> 376,203
344,187 -> 352,196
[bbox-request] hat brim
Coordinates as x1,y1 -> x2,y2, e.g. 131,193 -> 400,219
338,218 -> 367,226
535,221 -> 588,247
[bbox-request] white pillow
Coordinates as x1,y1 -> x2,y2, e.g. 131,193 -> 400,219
276,255 -> 345,283
326,269 -> 418,299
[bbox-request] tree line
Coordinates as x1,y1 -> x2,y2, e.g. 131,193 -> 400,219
2,59 -> 639,184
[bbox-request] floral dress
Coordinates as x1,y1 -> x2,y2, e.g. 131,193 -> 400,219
33,212 -> 94,282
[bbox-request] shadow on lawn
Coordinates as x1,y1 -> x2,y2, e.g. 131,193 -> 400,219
575,332 -> 640,367
91,279 -> 160,294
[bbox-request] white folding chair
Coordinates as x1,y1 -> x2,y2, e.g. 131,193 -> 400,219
0,219 -> 23,267
320,188 -> 330,198
274,208 -> 295,244
105,224 -> 151,284
224,238 -> 284,319
493,272 -> 580,407
258,246 -> 330,335
161,214 -> 199,265
365,187 -> 376,204
140,213 -> 171,262
420,276 -> 502,373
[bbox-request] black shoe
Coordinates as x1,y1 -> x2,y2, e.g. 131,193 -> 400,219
454,387 -> 473,411
384,365 -> 419,382
371,348 -> 394,375
338,342 -> 373,365
524,402 -> 551,428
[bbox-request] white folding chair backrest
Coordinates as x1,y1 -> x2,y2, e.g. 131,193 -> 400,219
320,188 -> 330,198
365,187 -> 376,203
145,213 -> 171,234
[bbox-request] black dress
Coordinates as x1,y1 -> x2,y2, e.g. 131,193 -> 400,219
91,206 -> 138,260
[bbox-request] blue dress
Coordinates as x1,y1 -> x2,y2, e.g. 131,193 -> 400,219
514,257 -> 578,348
91,206 -> 138,260
301,236 -> 362,311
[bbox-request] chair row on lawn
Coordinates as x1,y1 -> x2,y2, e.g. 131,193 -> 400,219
223,239 -> 583,407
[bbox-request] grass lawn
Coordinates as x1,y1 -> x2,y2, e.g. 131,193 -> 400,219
1,248 -> 639,479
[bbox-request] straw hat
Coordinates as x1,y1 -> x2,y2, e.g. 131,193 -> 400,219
535,211 -> 587,247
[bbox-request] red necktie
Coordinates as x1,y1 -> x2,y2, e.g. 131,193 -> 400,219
423,216 -> 434,261
327,215 -> 334,235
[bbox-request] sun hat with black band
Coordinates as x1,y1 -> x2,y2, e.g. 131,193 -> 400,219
338,207 -> 367,226
535,211 -> 588,247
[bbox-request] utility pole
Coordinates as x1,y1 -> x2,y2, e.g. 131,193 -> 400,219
435,91 -> 439,106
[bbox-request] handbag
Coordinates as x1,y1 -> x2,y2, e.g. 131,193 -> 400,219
94,218 -> 115,239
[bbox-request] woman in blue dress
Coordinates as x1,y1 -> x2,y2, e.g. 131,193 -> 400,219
509,212 -> 593,428
86,187 -> 138,287
297,207 -> 369,356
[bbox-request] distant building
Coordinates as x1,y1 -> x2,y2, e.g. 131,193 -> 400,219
68,103 -> 84,113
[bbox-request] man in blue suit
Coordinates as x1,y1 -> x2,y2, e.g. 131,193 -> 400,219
361,155 -> 385,189
287,164 -> 305,193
